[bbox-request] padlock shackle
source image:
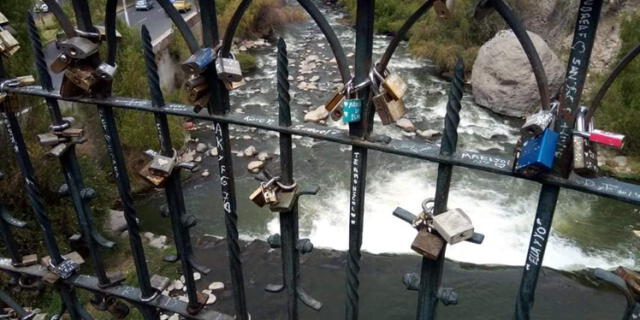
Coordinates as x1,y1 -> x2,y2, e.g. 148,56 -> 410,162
589,43 -> 640,122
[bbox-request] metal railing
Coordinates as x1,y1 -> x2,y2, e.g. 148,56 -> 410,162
0,0 -> 638,319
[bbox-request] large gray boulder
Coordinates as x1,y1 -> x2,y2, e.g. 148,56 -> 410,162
471,30 -> 564,117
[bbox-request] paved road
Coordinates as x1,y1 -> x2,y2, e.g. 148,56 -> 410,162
44,3 -> 196,90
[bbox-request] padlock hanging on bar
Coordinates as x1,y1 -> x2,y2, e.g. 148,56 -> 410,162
181,47 -> 215,75
215,52 -> 243,83
370,68 -> 406,125
431,208 -> 474,244
342,81 -> 363,124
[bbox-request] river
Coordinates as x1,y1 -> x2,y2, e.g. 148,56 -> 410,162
134,1 -> 639,318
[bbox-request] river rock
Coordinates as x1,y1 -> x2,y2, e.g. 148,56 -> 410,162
169,313 -> 180,320
210,147 -> 218,157
417,129 -> 441,139
106,209 -> 129,234
248,161 -> 265,173
201,170 -> 210,177
173,280 -> 184,291
309,75 -> 320,82
257,152 -> 270,161
196,143 -> 208,153
244,145 -> 257,157
194,272 -> 201,281
206,292 -> 217,305
194,156 -> 202,163
148,235 -> 167,249
395,118 -> 416,132
471,30 -> 564,117
634,230 -> 640,238
160,315 -> 168,320
304,105 -> 329,123
208,281 -> 225,291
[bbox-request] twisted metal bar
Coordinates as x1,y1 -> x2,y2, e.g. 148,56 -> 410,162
416,59 -> 464,320
553,0 -> 603,177
0,203 -> 22,265
588,43 -> 640,122
142,25 -> 202,314
28,12 -> 112,288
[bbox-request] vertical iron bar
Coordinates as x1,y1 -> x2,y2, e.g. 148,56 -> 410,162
27,13 -> 111,287
198,0 -> 249,317
277,38 -> 299,319
417,59 -> 464,320
345,0 -> 374,319
514,184 -> 559,320
553,0 -> 603,177
141,26 -> 201,313
0,58 -> 84,320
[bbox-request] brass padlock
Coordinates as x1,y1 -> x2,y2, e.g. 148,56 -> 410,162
58,37 -> 99,60
250,177 -> 280,207
223,79 -> 246,91
64,65 -> 98,93
189,83 -> 209,102
381,74 -> 407,101
138,162 -> 167,187
215,55 -> 243,82
269,181 -> 297,212
37,133 -> 64,147
431,208 -> 474,244
192,94 -> 210,113
411,229 -> 444,260
14,75 -> 35,86
0,29 -> 19,58
20,254 -> 38,267
572,106 -> 598,176
324,85 -> 345,120
185,75 -> 206,90
249,185 -> 267,207
372,90 -> 406,125
50,54 -> 71,74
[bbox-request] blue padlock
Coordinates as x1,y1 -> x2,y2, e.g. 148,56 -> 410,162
515,128 -> 559,175
342,99 -> 362,123
181,48 -> 215,75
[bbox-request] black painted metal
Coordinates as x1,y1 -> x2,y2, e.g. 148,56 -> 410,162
554,0 -> 604,177
0,200 -> 23,266
0,289 -> 31,318
141,25 -> 203,314
588,43 -> 640,122
416,59 -> 464,320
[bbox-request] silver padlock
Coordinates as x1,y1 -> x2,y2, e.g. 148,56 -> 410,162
37,133 -> 64,147
432,208 -> 474,244
149,149 -> 177,177
521,109 -> 554,137
215,54 -> 243,83
46,143 -> 70,158
573,106 -> 598,176
95,63 -> 117,81
58,37 -> 99,60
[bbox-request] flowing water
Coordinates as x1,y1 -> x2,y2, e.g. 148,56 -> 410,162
136,2 -> 639,275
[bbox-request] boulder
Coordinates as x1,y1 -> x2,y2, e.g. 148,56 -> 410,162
417,129 -> 441,139
304,105 -> 329,123
244,145 -> 257,157
248,161 -> 265,173
257,152 -> 270,161
148,235 -> 167,249
471,30 -> 564,117
106,210 -> 129,234
196,143 -> 208,153
208,281 -> 225,291
395,118 -> 416,132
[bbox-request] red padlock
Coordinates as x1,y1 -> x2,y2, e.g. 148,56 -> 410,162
589,129 -> 625,149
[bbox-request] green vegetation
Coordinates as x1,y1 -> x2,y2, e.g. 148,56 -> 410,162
591,11 -> 640,158
339,0 -> 517,74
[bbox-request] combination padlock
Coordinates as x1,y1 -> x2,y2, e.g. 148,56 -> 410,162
515,128 -> 559,176
181,47 -> 215,75
57,37 -> 99,60
431,208 -> 474,244
572,106 -> 598,176
215,53 -> 243,83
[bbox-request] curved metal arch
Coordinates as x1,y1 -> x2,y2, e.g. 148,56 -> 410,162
588,43 -> 640,122
155,0 -> 200,54
376,0 -> 434,72
219,0 -> 351,83
41,0 -> 77,37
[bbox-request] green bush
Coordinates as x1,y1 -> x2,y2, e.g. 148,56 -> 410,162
592,11 -> 640,156
237,52 -> 257,73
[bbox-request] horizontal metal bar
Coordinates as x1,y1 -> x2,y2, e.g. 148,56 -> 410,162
6,86 -> 640,205
0,258 -> 233,320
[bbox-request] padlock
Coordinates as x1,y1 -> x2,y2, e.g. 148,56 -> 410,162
215,55 -> 243,82
515,128 -> 559,175
574,129 -> 626,149
55,128 -> 85,138
411,229 -> 444,260
57,37 -> 99,60
185,75 -> 206,90
269,181 -> 298,212
20,254 -> 38,267
223,78 -> 246,91
250,177 -> 279,207
14,75 -> 35,86
433,0 -> 451,18
324,85 -> 345,120
150,274 -> 171,292
371,74 -> 406,125
249,186 -> 267,207
47,258 -> 79,280
64,65 -> 98,93
37,133 -> 64,147
431,208 -> 474,244
192,94 -> 210,113
381,73 -> 408,100
573,106 -> 598,176
188,83 -> 209,102
0,29 -> 19,58
521,109 -> 554,138
95,63 -> 117,81
50,54 -> 71,73
105,297 -> 130,319
46,143 -> 70,158
615,267 -> 640,297
148,151 -> 177,177
263,185 -> 279,205
138,162 -> 167,187
342,98 -> 362,123
181,47 -> 215,75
